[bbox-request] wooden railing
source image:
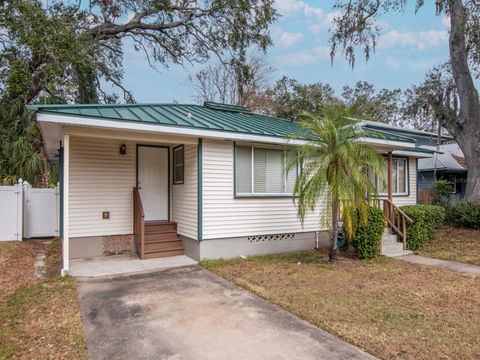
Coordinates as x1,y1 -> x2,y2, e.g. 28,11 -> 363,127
382,198 -> 413,250
133,187 -> 145,259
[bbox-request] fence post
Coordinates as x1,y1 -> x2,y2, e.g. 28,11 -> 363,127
22,181 -> 30,239
15,179 -> 23,241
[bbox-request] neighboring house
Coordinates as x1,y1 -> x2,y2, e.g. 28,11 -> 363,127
359,120 -> 467,201
28,102 -> 434,275
418,143 -> 467,201
360,120 -> 453,147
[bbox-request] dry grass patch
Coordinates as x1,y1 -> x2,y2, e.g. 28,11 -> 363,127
202,251 -> 480,360
0,240 -> 87,359
419,226 -> 480,266
0,241 -> 44,302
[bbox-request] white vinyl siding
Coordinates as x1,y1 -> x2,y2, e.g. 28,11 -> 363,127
69,137 -> 136,237
203,139 -> 326,240
172,144 -> 198,239
69,136 -> 199,240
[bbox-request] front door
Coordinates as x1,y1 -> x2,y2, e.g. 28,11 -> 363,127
137,146 -> 169,221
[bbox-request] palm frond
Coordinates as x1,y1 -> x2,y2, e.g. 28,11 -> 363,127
289,104 -> 385,238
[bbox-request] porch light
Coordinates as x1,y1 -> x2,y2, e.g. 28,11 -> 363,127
119,143 -> 127,156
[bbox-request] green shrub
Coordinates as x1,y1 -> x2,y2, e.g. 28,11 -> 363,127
353,206 -> 386,259
444,201 -> 480,228
400,205 -> 445,250
431,180 -> 453,204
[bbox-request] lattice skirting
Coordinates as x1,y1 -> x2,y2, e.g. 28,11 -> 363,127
247,233 -> 295,243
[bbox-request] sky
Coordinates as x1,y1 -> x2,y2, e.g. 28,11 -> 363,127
119,0 -> 450,104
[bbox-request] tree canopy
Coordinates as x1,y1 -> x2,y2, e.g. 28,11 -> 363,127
1,0 -> 277,105
330,0 -> 480,201
0,0 -> 277,185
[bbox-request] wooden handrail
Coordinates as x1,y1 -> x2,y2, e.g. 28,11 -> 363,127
133,187 -> 145,259
382,198 -> 413,250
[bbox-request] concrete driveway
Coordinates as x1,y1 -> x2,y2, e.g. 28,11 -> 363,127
76,266 -> 376,360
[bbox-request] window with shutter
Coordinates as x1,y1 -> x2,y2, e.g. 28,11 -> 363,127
173,145 -> 184,184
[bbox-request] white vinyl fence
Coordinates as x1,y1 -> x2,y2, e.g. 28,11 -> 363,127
0,180 -> 59,241
0,182 -> 23,241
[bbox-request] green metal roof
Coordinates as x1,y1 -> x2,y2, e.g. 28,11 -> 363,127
362,128 -> 415,143
27,102 -> 415,144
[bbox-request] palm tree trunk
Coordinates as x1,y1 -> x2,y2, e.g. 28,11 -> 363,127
330,201 -> 339,262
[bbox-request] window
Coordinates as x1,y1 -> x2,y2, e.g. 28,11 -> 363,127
173,145 -> 184,184
235,145 -> 298,196
376,157 -> 408,195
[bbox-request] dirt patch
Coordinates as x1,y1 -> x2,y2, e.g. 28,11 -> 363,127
0,241 -> 44,301
45,240 -> 62,278
202,251 -> 480,360
419,226 -> 480,266
0,240 -> 86,359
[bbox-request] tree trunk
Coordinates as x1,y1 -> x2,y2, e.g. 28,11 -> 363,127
447,0 -> 480,201
456,129 -> 480,200
329,201 -> 339,262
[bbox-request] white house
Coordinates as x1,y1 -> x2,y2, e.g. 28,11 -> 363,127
29,102 -> 433,275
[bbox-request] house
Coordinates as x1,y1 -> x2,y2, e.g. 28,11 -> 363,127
418,143 -> 467,201
28,102 -> 434,275
359,120 -> 466,202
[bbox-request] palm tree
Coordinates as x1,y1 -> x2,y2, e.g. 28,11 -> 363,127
288,106 -> 385,262
0,102 -> 52,186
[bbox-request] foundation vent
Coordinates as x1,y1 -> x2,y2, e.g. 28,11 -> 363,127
247,233 -> 295,243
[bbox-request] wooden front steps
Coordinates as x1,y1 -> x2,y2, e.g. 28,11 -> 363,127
143,221 -> 184,259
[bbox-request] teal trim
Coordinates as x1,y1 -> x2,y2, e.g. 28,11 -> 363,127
59,147 -> 64,239
233,141 -> 236,198
197,139 -> 203,241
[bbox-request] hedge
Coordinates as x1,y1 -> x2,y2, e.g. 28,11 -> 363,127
444,201 -> 480,229
400,205 -> 445,251
352,206 -> 386,259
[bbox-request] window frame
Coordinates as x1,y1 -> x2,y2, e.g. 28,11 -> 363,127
234,144 -> 299,198
172,145 -> 185,185
376,156 -> 410,197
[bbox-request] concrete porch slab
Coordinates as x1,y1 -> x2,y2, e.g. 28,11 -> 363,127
69,254 -> 197,278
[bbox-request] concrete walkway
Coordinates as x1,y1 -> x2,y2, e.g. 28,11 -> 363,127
70,254 -> 197,278
397,255 -> 480,275
76,266 -> 376,360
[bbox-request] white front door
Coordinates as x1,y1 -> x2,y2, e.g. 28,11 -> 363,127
137,146 -> 169,221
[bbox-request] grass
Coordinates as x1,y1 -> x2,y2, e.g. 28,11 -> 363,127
418,226 -> 480,266
0,241 -> 43,302
202,250 -> 480,360
0,240 -> 87,359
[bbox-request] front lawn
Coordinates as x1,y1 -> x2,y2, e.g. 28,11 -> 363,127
418,226 -> 480,266
0,240 -> 87,359
202,251 -> 480,360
